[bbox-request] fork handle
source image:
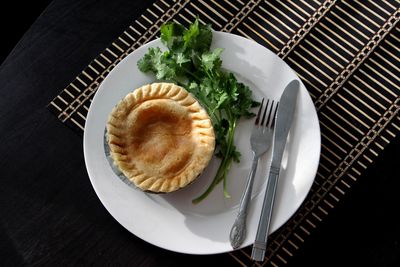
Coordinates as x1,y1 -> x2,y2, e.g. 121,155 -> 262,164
230,154 -> 259,249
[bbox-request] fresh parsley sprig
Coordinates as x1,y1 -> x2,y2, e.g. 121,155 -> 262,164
137,19 -> 258,203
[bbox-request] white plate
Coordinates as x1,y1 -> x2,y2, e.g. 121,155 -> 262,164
83,32 -> 320,254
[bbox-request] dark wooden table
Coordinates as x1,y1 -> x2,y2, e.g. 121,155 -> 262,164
1,1 -> 399,266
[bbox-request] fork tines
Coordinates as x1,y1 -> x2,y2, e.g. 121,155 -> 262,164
255,98 -> 279,128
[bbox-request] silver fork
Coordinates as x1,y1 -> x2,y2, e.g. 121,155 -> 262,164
230,98 -> 278,249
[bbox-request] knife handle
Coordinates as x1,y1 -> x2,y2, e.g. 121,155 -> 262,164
251,166 -> 280,261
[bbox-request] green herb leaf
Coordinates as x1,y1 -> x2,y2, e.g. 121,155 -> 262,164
183,18 -> 212,52
201,48 -> 223,73
160,22 -> 185,51
174,52 -> 190,66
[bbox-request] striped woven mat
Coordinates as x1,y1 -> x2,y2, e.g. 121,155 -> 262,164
48,0 -> 400,266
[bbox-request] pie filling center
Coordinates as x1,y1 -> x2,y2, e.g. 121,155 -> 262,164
128,99 -> 195,178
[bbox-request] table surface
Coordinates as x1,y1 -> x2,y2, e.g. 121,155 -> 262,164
0,1 -> 399,266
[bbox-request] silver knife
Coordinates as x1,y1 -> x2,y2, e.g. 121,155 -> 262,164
251,80 -> 299,261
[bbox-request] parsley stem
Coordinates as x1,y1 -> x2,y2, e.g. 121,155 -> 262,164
217,119 -> 236,186
192,155 -> 228,204
222,157 -> 233,198
192,118 -> 237,203
183,69 -> 201,82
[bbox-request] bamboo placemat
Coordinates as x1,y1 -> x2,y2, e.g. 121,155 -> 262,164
48,0 -> 400,266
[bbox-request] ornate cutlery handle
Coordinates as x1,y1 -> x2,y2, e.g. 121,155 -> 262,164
230,154 -> 259,249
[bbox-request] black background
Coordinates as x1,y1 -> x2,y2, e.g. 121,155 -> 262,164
0,1 -> 50,64
0,1 -> 399,266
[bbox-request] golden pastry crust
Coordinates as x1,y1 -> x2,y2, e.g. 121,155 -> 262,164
107,83 -> 215,193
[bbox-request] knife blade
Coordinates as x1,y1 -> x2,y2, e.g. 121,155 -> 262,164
251,80 -> 300,261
